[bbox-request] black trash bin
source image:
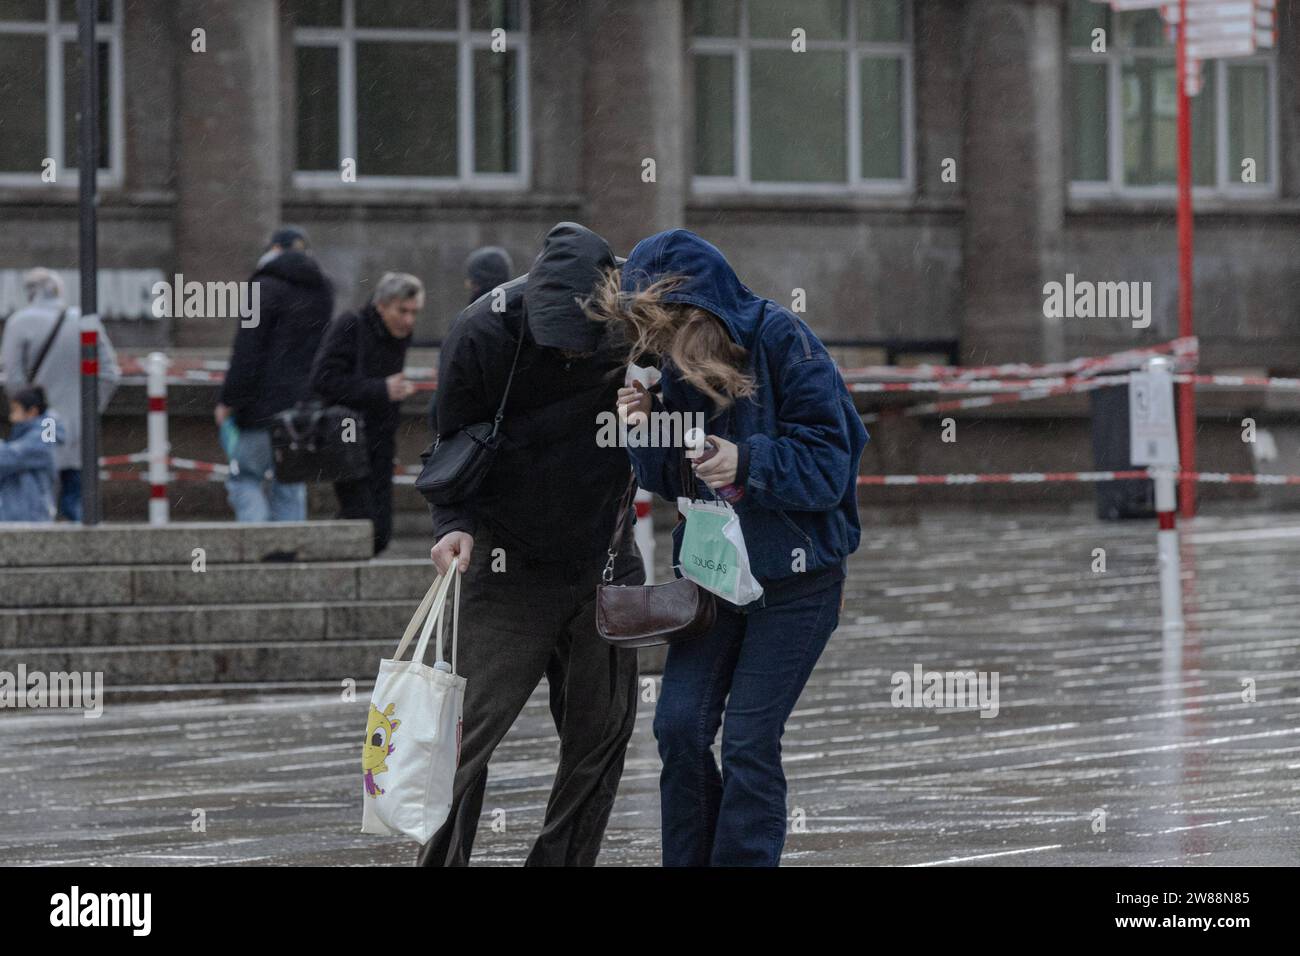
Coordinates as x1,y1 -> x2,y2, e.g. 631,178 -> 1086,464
1090,384 -> 1155,520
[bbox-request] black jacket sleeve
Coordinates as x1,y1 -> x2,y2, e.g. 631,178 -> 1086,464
310,313 -> 389,414
426,315 -> 496,542
219,275 -> 281,414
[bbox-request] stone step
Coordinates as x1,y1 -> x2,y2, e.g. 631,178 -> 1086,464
0,639 -> 664,689
0,559 -> 433,609
0,638 -> 391,685
0,600 -> 420,648
0,520 -> 375,567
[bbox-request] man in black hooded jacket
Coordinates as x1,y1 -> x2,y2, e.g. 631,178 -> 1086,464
419,222 -> 643,867
216,227 -> 333,522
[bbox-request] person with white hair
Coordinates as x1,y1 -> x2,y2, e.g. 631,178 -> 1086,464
310,272 -> 422,555
0,268 -> 120,521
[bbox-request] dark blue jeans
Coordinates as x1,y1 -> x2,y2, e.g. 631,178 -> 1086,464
653,580 -> 842,866
57,469 -> 81,522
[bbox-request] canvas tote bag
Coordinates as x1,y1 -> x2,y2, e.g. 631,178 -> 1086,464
361,567 -> 466,843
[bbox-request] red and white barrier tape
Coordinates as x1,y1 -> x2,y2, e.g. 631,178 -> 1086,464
100,469 -> 225,484
840,337 -> 1198,382
858,470 -> 1300,486
861,373 -> 1135,423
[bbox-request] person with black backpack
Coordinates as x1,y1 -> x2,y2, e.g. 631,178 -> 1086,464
310,272 -> 421,556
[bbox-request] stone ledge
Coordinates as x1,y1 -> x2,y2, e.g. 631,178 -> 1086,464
0,521 -> 374,567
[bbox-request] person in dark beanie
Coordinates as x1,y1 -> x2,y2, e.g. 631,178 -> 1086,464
463,246 -> 514,305
428,246 -> 518,436
215,226 -> 333,522
419,222 -> 643,867
311,272 -> 421,555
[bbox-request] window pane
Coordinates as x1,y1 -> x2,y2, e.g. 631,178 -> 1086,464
1118,10 -> 1166,49
750,49 -> 845,182
0,1 -> 45,21
296,45 -> 339,171
694,53 -> 734,176
1228,64 -> 1270,185
356,0 -> 457,30
691,0 -> 737,37
0,35 -> 45,172
474,47 -> 517,173
1122,57 -> 1172,184
860,55 -> 902,179
750,0 -> 845,41
1067,0 -> 1107,49
62,39 -> 111,172
1122,56 -> 1213,186
288,0 -> 342,27
1069,61 -> 1107,181
58,0 -> 113,22
1191,68 -> 1214,186
856,0 -> 903,42
470,0 -> 522,31
357,41 -> 457,176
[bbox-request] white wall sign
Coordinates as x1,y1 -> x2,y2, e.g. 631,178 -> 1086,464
0,269 -> 166,322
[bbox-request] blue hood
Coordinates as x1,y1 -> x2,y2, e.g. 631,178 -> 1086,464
621,229 -> 766,348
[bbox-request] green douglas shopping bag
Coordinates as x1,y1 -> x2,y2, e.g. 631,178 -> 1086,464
677,498 -> 764,606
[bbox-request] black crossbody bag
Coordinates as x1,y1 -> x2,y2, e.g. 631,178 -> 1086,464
415,322 -> 525,506
270,314 -> 371,483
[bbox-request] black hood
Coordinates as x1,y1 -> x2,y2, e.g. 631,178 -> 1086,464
523,222 -> 616,353
255,249 -> 331,290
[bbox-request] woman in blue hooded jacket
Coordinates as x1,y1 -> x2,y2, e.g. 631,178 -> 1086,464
588,229 -> 868,866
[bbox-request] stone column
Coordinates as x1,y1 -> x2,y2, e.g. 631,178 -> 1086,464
173,0 -> 282,346
960,0 -> 1066,364
581,0 -> 687,257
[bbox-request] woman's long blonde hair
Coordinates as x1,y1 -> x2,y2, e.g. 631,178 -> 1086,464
584,269 -> 755,410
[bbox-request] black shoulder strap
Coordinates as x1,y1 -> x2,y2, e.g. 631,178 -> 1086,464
26,309 -> 68,382
490,317 -> 526,437
606,468 -> 639,558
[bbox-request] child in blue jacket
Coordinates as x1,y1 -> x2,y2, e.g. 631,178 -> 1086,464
588,229 -> 868,866
0,386 -> 61,523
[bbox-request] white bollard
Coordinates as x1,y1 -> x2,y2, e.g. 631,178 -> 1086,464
1153,466 -> 1184,632
634,488 -> 655,585
145,351 -> 170,525
1141,357 -> 1184,632
625,364 -> 661,583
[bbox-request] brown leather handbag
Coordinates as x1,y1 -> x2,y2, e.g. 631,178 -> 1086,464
596,467 -> 716,648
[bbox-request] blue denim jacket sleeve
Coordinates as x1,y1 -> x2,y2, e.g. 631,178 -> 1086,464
742,353 -> 853,512
0,426 -> 55,478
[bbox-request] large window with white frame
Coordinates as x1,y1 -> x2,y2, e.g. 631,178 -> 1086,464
0,0 -> 121,186
690,0 -> 912,194
1068,1 -> 1277,198
290,0 -> 528,189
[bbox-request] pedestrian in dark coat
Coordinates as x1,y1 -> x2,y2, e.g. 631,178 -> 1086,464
216,227 -> 334,522
418,222 -> 642,867
311,272 -> 421,555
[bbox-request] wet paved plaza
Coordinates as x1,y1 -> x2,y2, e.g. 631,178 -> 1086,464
2,511 -> 1298,866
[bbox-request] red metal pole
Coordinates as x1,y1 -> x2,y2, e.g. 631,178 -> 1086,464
1176,0 -> 1197,517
